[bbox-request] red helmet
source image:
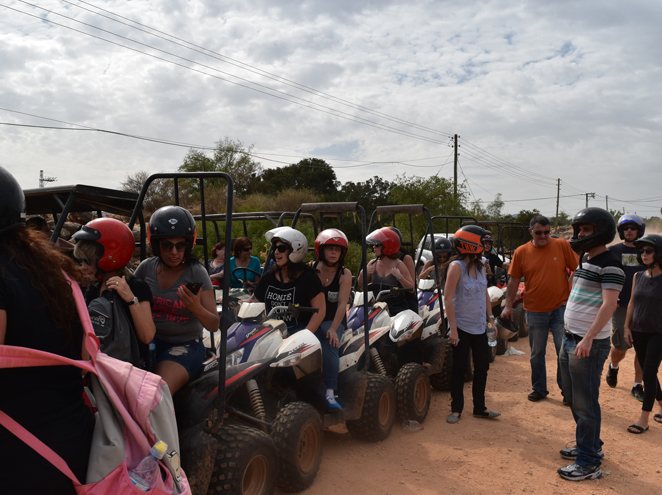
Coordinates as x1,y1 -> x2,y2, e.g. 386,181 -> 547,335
366,227 -> 400,256
72,218 -> 135,272
315,228 -> 349,260
453,225 -> 488,255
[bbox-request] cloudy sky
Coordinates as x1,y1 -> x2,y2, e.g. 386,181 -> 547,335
1,0 -> 661,217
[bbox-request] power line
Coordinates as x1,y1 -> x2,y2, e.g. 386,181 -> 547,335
5,2 -> 451,146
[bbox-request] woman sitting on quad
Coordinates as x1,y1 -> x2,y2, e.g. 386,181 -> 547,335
207,241 -> 226,287
254,227 -> 325,336
312,229 -> 353,410
419,236 -> 454,287
134,205 -> 219,395
73,218 -> 155,368
0,166 -> 94,495
228,236 -> 261,289
443,225 -> 500,424
358,226 -> 414,316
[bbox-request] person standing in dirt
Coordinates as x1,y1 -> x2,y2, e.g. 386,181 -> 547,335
501,214 -> 578,403
443,225 -> 499,424
557,207 -> 623,481
0,166 -> 94,494
605,214 -> 646,400
622,234 -> 662,434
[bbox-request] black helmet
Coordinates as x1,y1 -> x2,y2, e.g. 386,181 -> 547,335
434,236 -> 453,254
635,234 -> 662,267
0,166 -> 26,235
148,205 -> 197,257
570,207 -> 615,253
617,214 -> 645,240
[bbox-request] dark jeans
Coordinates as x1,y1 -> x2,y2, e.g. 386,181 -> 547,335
315,321 -> 344,390
559,334 -> 610,468
451,328 -> 490,414
526,306 -> 565,396
632,331 -> 662,412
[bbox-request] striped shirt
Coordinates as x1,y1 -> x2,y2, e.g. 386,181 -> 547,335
564,251 -> 624,339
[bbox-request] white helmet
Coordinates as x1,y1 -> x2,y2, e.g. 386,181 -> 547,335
265,226 -> 309,263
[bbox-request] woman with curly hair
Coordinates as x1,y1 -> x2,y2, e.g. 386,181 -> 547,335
0,166 -> 94,494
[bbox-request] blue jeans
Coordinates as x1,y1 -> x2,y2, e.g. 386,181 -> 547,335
526,306 -> 565,396
315,321 -> 344,390
559,334 -> 611,467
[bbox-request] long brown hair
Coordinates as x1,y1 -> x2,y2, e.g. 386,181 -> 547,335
0,227 -> 83,341
440,253 -> 484,281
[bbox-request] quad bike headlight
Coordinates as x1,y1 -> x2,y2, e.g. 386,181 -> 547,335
226,348 -> 244,367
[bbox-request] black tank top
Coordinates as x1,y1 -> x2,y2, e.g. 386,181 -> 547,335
631,271 -> 662,334
314,261 -> 346,323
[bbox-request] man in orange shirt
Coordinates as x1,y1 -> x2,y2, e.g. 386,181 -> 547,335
501,215 -> 579,402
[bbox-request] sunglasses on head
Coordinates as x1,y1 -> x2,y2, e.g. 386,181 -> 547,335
274,244 -> 290,253
533,230 -> 551,236
161,240 -> 187,252
640,247 -> 656,255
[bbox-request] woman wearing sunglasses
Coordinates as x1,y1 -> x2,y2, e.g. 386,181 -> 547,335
254,227 -> 325,337
229,236 -> 261,289
623,234 -> 662,434
134,205 -> 219,395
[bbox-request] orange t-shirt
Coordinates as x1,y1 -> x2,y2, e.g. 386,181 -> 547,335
508,237 -> 579,312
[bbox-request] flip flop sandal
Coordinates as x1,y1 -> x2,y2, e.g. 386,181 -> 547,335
627,424 -> 649,434
446,412 -> 461,424
654,413 -> 662,424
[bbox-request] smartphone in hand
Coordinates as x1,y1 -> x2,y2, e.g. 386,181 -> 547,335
185,282 -> 202,294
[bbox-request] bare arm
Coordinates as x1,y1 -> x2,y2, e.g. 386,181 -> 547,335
392,260 -> 414,289
419,260 -> 434,280
500,276 -> 520,319
443,262 -> 461,345
179,286 -> 220,332
326,269 -> 352,347
305,292 -> 327,333
623,273 -> 638,346
403,255 -> 416,283
129,302 -> 157,345
574,289 -> 619,357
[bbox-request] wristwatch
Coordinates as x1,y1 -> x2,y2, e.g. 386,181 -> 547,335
127,296 -> 139,306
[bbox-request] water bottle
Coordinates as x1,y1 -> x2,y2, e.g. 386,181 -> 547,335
486,321 -> 497,348
128,440 -> 168,492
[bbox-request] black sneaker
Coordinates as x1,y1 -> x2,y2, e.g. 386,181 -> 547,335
528,390 -> 548,402
558,463 -> 602,481
631,384 -> 644,402
605,365 -> 618,388
559,443 -> 604,461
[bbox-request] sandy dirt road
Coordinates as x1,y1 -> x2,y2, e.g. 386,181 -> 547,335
293,338 -> 662,495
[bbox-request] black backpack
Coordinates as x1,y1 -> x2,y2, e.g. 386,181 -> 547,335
88,290 -> 143,368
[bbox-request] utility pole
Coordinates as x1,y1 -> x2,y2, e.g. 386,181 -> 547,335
585,192 -> 595,208
605,195 -> 609,211
453,134 -> 459,208
555,178 -> 561,223
39,170 -> 57,188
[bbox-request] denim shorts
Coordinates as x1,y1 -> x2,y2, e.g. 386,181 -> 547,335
154,338 -> 206,379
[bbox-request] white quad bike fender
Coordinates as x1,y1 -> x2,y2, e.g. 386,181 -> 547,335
271,329 -> 322,379
352,290 -> 375,306
389,309 -> 424,343
237,301 -> 267,320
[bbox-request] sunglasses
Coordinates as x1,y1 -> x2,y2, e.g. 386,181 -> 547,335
274,244 -> 290,253
161,240 -> 187,252
623,225 -> 639,231
640,248 -> 655,255
370,244 -> 382,250
533,230 -> 551,237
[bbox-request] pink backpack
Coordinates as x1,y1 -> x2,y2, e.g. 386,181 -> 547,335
0,276 -> 191,495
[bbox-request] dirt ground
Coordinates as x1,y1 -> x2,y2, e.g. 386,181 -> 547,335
296,338 -> 662,495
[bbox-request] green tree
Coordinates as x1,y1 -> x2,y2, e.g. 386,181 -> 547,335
121,170 -> 174,214
388,174 -> 464,216
338,176 -> 393,218
257,158 -> 339,197
486,193 -> 505,219
179,137 -> 263,196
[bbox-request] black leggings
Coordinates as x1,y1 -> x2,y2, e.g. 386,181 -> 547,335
632,331 -> 662,412
451,328 -> 490,414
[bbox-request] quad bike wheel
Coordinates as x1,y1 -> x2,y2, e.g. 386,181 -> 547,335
346,372 -> 396,442
271,401 -> 323,492
209,424 -> 277,495
429,339 -> 474,390
395,362 -> 431,423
